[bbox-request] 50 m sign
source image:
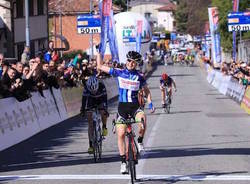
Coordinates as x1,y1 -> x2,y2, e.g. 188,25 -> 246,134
228,24 -> 250,32
77,27 -> 101,34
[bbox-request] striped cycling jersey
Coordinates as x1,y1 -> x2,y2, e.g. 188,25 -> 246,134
109,68 -> 146,103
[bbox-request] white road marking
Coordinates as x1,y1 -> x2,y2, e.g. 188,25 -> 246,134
2,174 -> 250,181
137,114 -> 163,175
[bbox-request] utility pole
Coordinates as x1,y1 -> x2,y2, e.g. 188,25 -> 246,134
90,0 -> 94,59
25,0 -> 30,47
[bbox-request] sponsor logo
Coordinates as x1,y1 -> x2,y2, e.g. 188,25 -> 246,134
118,77 -> 140,91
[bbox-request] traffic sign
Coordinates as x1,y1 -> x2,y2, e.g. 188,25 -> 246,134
228,12 -> 250,32
77,14 -> 101,34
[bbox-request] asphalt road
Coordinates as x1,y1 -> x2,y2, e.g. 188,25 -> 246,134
0,62 -> 250,184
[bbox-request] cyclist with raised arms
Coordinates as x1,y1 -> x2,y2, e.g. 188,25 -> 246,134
97,51 -> 155,174
81,76 -> 108,154
160,73 -> 177,108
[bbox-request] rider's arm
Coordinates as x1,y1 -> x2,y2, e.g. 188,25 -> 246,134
97,53 -> 111,74
172,80 -> 177,90
142,85 -> 153,104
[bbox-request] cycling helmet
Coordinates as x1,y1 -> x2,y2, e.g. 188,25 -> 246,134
86,76 -> 99,93
162,73 -> 168,80
126,51 -> 142,64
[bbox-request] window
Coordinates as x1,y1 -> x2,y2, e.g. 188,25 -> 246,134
37,0 -> 44,15
17,43 -> 24,61
30,41 -> 35,58
16,0 -> 24,18
29,0 -> 34,16
144,12 -> 151,19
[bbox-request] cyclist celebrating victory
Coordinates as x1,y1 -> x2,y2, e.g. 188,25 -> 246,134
97,51 -> 155,174
81,76 -> 108,154
160,73 -> 177,108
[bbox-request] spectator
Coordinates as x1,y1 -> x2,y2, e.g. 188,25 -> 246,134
22,65 -> 30,79
21,46 -> 30,65
1,67 -> 16,97
15,62 -> 24,79
72,53 -> 82,67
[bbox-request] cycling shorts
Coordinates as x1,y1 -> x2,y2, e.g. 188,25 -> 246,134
85,96 -> 107,112
117,102 -> 143,123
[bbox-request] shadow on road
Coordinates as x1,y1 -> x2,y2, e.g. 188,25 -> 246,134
0,115 -> 90,172
143,147 -> 250,160
136,171 -> 248,184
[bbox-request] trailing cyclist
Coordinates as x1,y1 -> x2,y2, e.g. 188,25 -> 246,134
160,73 -> 177,108
97,51 -> 155,174
81,76 -> 108,154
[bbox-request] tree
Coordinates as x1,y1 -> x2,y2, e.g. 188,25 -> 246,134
212,0 -> 250,52
113,0 -> 127,11
175,0 -> 211,35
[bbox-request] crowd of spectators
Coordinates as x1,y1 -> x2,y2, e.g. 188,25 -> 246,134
203,55 -> 250,87
0,41 -> 124,102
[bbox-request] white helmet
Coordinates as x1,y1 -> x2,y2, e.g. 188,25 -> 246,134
86,76 -> 99,93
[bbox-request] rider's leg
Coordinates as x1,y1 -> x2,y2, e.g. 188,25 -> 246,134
116,124 -> 128,173
135,111 -> 146,138
87,111 -> 94,152
160,87 -> 166,107
100,110 -> 108,136
168,87 -> 172,104
135,111 -> 146,154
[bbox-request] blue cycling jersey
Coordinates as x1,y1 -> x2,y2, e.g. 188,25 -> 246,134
109,68 -> 146,103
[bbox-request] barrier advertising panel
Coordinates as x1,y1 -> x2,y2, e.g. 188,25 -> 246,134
241,86 -> 250,114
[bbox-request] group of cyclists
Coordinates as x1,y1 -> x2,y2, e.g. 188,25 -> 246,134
81,49 -> 177,174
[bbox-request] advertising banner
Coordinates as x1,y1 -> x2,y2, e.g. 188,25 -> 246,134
232,0 -> 239,62
226,78 -> 246,103
241,86 -> 250,114
136,20 -> 143,53
108,10 -> 119,61
114,12 -> 152,63
0,97 -> 40,151
208,7 -> 222,67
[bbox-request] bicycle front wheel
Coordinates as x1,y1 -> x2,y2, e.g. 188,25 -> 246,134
93,121 -> 98,163
128,136 -> 136,183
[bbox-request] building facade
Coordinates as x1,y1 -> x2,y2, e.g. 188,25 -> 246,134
48,0 -> 121,54
129,0 -> 176,32
0,0 -> 48,59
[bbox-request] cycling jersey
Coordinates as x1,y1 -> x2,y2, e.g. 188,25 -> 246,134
82,81 -> 108,111
109,68 -> 146,103
160,77 -> 173,87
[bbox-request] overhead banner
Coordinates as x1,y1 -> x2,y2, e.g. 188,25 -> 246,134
208,7 -> 222,67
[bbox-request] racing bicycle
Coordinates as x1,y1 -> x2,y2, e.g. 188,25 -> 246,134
91,107 -> 105,162
164,88 -> 171,113
112,115 -> 144,184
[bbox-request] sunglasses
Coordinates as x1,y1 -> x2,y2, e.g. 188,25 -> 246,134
127,59 -> 137,63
